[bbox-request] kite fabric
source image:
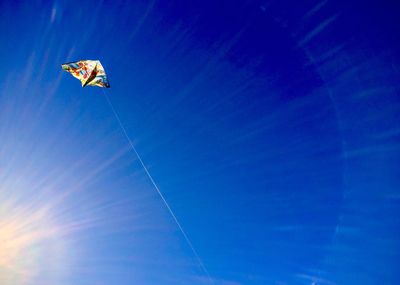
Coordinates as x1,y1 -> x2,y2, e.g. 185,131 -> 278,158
61,60 -> 110,88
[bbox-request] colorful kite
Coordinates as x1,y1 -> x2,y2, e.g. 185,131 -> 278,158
61,60 -> 110,88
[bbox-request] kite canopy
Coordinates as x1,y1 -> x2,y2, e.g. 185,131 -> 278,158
61,60 -> 110,88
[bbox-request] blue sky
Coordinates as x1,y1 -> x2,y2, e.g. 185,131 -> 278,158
0,0 -> 399,284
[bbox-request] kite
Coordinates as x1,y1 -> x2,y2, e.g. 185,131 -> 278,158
61,60 -> 110,88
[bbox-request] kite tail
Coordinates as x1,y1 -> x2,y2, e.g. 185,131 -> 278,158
102,89 -> 214,284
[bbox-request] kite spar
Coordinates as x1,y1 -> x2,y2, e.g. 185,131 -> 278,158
61,60 -> 213,283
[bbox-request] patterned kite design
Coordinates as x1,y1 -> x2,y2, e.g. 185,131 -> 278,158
61,60 -> 110,88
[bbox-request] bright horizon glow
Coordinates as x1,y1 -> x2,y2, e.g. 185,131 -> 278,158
0,200 -> 60,279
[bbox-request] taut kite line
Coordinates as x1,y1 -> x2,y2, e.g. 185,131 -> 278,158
61,59 -> 213,283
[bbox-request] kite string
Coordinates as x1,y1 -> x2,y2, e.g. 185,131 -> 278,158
102,89 -> 214,284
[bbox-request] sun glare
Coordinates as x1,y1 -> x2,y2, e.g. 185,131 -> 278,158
0,199 -> 63,283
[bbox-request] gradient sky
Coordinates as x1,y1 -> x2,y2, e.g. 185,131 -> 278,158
0,0 -> 399,284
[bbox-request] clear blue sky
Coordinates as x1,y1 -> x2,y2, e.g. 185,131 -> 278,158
0,0 -> 399,284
